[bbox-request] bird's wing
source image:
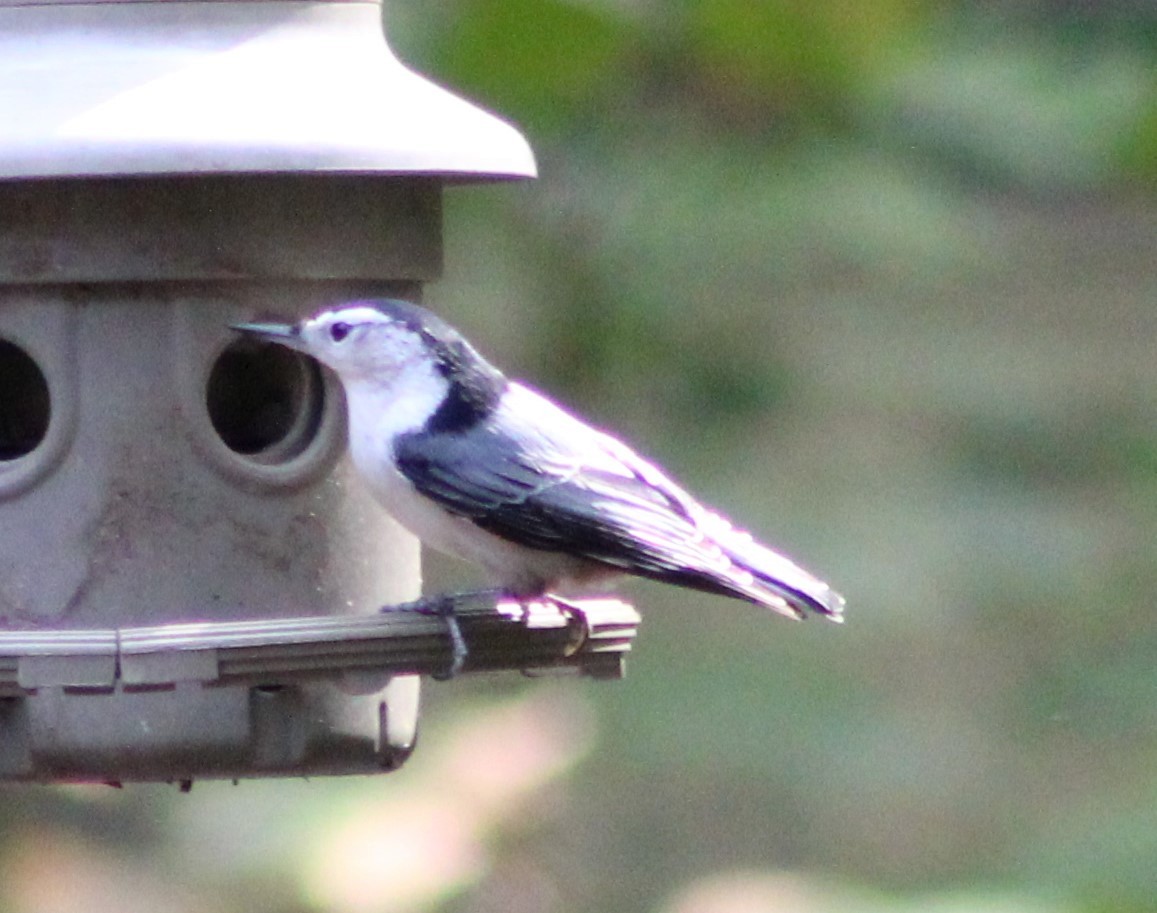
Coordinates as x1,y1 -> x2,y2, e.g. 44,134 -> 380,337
394,385 -> 841,619
394,420 -> 715,573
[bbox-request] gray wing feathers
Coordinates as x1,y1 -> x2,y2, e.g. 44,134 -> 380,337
394,393 -> 843,620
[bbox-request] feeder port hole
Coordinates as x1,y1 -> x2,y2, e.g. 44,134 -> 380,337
0,338 -> 50,462
206,338 -> 325,465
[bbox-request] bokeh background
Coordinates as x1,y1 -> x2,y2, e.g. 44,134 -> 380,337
4,1 -> 1157,911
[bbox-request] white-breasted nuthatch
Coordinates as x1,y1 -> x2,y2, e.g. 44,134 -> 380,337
234,300 -> 844,667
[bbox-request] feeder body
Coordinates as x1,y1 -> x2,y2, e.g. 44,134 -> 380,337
0,0 -> 534,782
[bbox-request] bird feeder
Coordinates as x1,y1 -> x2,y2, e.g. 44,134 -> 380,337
0,0 -> 638,786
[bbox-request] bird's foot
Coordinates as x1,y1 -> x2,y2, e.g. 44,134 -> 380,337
540,592 -> 582,613
429,595 -> 468,681
539,593 -> 596,657
385,589 -> 580,679
385,589 -> 506,680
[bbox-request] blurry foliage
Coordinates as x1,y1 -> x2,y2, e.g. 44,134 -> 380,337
405,0 -> 634,132
409,2 -> 1157,910
6,2 -> 1157,913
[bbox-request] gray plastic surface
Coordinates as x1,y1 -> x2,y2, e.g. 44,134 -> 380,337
0,0 -> 544,784
0,0 -> 537,180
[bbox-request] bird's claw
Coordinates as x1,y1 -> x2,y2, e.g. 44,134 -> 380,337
432,596 -> 467,681
385,593 -> 471,679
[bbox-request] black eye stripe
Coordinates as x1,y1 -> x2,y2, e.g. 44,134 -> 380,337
330,322 -> 352,342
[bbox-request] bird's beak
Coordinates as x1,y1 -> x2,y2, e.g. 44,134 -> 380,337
230,321 -> 306,351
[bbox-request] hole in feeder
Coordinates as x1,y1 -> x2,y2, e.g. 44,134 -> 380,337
0,339 -> 51,461
207,339 -> 325,464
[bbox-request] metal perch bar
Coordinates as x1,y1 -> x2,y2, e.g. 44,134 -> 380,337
0,595 -> 641,695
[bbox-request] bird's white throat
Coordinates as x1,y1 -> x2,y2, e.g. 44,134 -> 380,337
343,359 -> 450,456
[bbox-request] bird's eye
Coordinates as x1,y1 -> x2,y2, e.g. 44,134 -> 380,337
330,322 -> 352,343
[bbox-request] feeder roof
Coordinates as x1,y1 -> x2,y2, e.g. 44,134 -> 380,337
0,0 -> 537,181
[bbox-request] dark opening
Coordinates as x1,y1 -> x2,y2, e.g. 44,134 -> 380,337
206,339 -> 324,463
0,339 -> 51,461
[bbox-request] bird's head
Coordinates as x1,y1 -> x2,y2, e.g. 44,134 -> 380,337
232,300 -> 491,387
233,300 -> 507,434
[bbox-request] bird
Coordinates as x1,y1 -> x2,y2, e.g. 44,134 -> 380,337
233,299 -> 844,668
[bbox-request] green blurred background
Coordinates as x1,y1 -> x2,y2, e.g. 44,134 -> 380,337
4,1 -> 1157,911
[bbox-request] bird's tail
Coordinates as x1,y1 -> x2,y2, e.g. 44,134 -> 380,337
722,531 -> 845,622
